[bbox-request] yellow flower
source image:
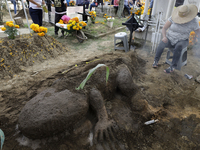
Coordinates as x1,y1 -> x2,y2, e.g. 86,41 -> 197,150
72,21 -> 76,25
1,27 -> 6,31
8,23 -> 14,27
15,25 -> 20,28
73,25 -> 76,30
38,32 -> 45,36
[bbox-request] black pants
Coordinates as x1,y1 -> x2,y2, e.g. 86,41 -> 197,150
29,7 -> 43,26
55,13 -> 66,35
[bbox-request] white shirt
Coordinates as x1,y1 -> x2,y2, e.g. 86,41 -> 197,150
29,0 -> 43,9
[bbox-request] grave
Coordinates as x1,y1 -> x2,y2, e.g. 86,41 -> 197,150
43,6 -> 83,23
95,6 -> 116,16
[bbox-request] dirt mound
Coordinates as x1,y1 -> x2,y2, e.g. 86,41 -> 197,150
1,51 -> 200,150
0,34 -> 67,79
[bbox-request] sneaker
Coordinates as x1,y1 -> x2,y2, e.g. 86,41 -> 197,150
55,32 -> 58,36
164,66 -> 174,73
152,60 -> 158,68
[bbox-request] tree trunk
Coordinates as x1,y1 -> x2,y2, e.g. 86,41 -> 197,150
117,0 -> 124,18
0,1 -> 3,24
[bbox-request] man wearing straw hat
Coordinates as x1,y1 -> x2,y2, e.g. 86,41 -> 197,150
152,4 -> 200,73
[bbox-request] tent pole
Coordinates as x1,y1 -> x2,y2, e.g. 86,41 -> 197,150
21,0 -> 31,33
5,0 -> 13,21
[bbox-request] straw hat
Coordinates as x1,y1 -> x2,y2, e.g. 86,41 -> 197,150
172,4 -> 198,24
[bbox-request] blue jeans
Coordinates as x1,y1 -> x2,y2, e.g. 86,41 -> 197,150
90,3 -> 97,11
124,5 -> 130,15
154,39 -> 189,68
29,8 -> 43,26
149,0 -> 154,8
11,0 -> 17,14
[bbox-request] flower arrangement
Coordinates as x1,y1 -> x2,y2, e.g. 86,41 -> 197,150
30,23 -> 48,36
66,17 -> 87,31
69,1 -> 75,6
2,21 -> 19,39
189,31 -> 198,46
103,14 -> 114,22
134,5 -> 144,16
88,11 -> 96,23
189,21 -> 200,46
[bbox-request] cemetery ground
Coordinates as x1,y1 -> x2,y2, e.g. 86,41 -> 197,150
1,14 -> 200,150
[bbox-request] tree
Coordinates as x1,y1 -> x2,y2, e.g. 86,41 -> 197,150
117,0 -> 124,18
0,0 -> 3,24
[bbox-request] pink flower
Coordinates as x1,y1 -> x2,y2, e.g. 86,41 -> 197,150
61,15 -> 71,22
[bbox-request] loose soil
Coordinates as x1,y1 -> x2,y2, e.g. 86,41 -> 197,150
1,13 -> 200,150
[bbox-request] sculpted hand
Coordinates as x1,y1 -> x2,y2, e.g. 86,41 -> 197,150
94,119 -> 116,143
162,37 -> 168,43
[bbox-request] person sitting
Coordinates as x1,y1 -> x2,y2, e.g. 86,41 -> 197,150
152,4 -> 200,73
89,0 -> 98,11
77,0 -> 90,9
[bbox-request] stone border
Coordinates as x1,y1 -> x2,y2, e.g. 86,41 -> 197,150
83,26 -> 126,38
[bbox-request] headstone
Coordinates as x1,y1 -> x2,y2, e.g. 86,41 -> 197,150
14,17 -> 24,27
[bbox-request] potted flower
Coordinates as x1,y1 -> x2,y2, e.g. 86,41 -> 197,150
2,21 -> 20,39
88,11 -> 96,24
103,14 -> 114,28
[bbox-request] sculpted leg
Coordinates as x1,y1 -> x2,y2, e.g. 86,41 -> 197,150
116,65 -> 137,97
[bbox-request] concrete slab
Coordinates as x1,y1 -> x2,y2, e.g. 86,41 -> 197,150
0,28 -> 30,38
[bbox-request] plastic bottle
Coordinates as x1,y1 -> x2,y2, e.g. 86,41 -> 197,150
42,5 -> 48,13
144,119 -> 158,125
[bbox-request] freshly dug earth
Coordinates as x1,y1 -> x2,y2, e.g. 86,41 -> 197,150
0,34 -> 67,79
1,47 -> 200,150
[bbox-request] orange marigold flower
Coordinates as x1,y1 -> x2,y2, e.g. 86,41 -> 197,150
15,25 -> 20,28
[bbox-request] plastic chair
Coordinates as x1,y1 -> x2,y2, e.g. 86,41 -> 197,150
165,47 -> 187,70
114,32 -> 129,52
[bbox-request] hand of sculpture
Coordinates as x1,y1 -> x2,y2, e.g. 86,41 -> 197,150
94,119 -> 116,143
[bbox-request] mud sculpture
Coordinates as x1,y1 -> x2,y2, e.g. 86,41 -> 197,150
18,52 -> 146,141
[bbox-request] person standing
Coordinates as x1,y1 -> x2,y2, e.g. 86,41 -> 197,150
28,0 -> 46,26
149,0 -> 154,8
124,0 -> 130,16
11,0 -> 17,14
51,0 -> 67,37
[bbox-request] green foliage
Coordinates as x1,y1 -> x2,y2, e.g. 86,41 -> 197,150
4,25 -> 18,39
0,129 -> 5,150
76,64 -> 109,90
23,24 -> 29,28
